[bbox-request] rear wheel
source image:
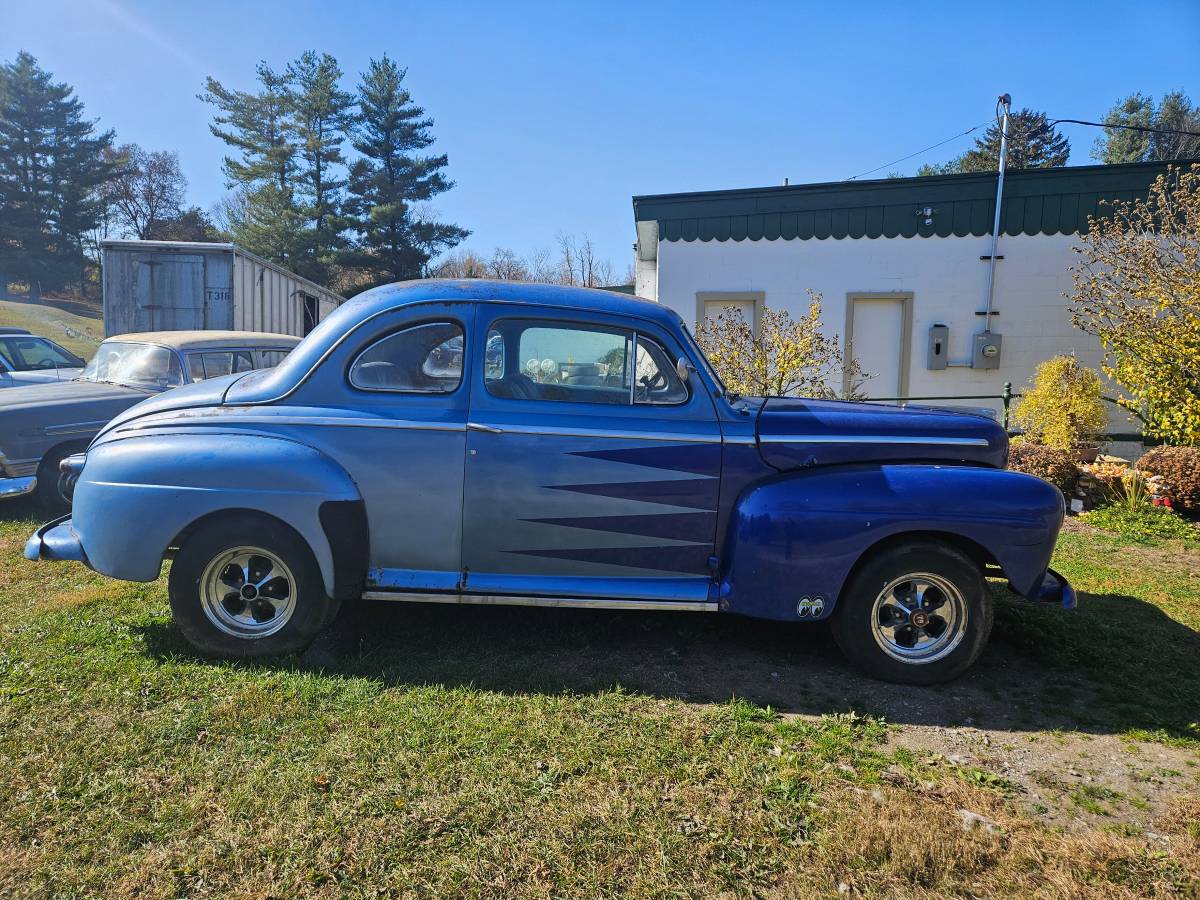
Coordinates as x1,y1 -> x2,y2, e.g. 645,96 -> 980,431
831,541 -> 992,684
168,515 -> 338,658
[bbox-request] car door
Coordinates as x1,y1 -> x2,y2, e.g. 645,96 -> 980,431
461,305 -> 722,604
273,302 -> 474,593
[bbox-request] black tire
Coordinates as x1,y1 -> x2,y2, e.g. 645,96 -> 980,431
168,514 -> 339,659
36,444 -> 82,516
830,541 -> 992,685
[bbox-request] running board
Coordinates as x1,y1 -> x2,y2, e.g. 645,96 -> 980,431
360,591 -> 718,612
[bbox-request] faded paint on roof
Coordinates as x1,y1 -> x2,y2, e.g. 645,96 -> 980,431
105,330 -> 301,351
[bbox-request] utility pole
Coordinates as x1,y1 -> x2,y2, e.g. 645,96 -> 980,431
982,93 -> 1011,333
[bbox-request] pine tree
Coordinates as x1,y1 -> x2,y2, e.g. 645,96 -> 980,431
1149,91 -> 1200,161
288,51 -> 354,283
0,51 -> 115,297
201,61 -> 307,275
1091,91 -> 1200,164
200,62 -> 296,192
345,55 -> 468,286
955,109 -> 1070,172
1091,93 -> 1154,164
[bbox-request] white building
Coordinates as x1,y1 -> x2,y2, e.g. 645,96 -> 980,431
633,160 -> 1175,434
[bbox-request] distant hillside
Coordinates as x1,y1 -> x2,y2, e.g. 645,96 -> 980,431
0,300 -> 103,358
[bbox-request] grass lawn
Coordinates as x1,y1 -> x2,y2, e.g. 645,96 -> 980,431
0,507 -> 1197,897
0,298 -> 103,359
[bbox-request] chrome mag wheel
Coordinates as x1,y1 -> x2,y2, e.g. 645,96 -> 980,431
870,571 -> 968,665
199,546 -> 297,639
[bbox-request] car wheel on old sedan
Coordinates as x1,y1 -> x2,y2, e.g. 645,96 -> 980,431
168,514 -> 339,658
36,444 -> 84,516
830,541 -> 993,685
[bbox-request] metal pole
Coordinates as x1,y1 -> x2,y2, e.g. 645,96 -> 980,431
1002,381 -> 1013,429
983,94 -> 1011,333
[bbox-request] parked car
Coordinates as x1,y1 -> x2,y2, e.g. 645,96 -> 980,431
0,330 -> 86,387
1,330 -> 299,512
25,281 -> 1073,683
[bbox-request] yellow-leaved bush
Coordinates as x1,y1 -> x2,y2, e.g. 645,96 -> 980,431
1069,163 -> 1200,446
1011,355 -> 1108,451
693,291 -> 866,398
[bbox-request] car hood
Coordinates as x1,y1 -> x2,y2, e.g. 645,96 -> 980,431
94,372 -> 247,441
755,397 -> 1008,470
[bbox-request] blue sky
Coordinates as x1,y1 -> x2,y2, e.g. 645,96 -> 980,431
5,0 -> 1199,274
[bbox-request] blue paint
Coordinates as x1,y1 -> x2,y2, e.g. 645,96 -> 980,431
25,280 -> 1071,651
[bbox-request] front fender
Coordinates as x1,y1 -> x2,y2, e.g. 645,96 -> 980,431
71,432 -> 362,596
721,464 -> 1064,621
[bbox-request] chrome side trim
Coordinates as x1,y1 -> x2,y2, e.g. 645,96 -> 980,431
43,420 -> 108,436
361,591 -> 718,612
0,475 -> 37,499
122,415 -> 467,433
122,413 -> 722,444
758,434 -> 990,447
473,423 -> 721,444
721,435 -> 757,445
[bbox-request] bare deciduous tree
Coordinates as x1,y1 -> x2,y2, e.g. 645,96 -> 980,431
428,236 -> 630,289
106,144 -> 187,240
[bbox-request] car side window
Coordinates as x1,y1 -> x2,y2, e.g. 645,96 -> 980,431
634,336 -> 689,405
187,350 -> 256,381
258,349 -> 290,368
349,321 -> 464,393
483,320 -> 689,406
484,321 -> 632,405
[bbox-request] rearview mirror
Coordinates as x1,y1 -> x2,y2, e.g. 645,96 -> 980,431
675,357 -> 693,381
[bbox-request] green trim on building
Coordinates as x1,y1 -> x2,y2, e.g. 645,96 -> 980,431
633,160 -> 1196,243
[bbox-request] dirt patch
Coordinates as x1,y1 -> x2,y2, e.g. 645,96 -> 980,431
890,723 -> 1200,834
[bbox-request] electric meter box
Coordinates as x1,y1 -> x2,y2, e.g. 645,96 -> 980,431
972,332 -> 1003,369
927,324 -> 949,370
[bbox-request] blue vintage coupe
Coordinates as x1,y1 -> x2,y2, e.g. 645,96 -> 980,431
26,280 -> 1073,683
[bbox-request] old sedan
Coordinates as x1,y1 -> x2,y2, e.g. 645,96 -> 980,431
26,281 -> 1073,683
0,330 -> 86,387
1,330 -> 299,512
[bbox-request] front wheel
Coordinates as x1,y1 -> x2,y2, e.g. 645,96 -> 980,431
168,515 -> 338,658
830,541 -> 993,684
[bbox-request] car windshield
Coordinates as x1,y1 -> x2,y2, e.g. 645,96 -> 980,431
0,336 -> 85,371
78,341 -> 184,390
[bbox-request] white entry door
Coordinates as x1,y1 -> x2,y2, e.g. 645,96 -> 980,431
847,294 -> 911,399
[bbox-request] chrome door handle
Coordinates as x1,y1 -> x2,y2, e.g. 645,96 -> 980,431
467,422 -> 504,434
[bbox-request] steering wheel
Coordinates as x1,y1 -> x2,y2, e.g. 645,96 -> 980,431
635,369 -> 668,402
34,357 -> 56,369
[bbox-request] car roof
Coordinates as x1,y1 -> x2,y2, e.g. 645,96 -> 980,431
103,330 -> 302,351
0,327 -> 32,334
341,279 -> 682,330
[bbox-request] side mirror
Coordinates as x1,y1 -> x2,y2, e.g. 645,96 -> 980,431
675,357 -> 694,381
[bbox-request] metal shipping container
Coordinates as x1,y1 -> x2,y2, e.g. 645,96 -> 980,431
101,240 -> 344,338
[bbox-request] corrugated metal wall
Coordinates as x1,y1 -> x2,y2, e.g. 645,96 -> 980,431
102,241 -> 343,338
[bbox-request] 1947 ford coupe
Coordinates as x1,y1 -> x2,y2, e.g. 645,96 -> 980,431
26,280 -> 1074,683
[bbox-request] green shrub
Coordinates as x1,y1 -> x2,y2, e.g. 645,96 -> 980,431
1138,445 -> 1200,512
1007,441 -> 1079,493
1011,356 -> 1108,451
1081,503 -> 1199,543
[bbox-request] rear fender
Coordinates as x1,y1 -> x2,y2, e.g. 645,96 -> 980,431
720,464 -> 1064,621
72,432 -> 363,596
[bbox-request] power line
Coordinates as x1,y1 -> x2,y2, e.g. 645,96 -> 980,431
843,121 -> 991,181
1049,117 -> 1200,138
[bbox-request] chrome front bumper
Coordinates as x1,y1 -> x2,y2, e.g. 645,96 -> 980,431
24,515 -> 88,564
0,475 -> 37,499
1033,568 -> 1077,610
